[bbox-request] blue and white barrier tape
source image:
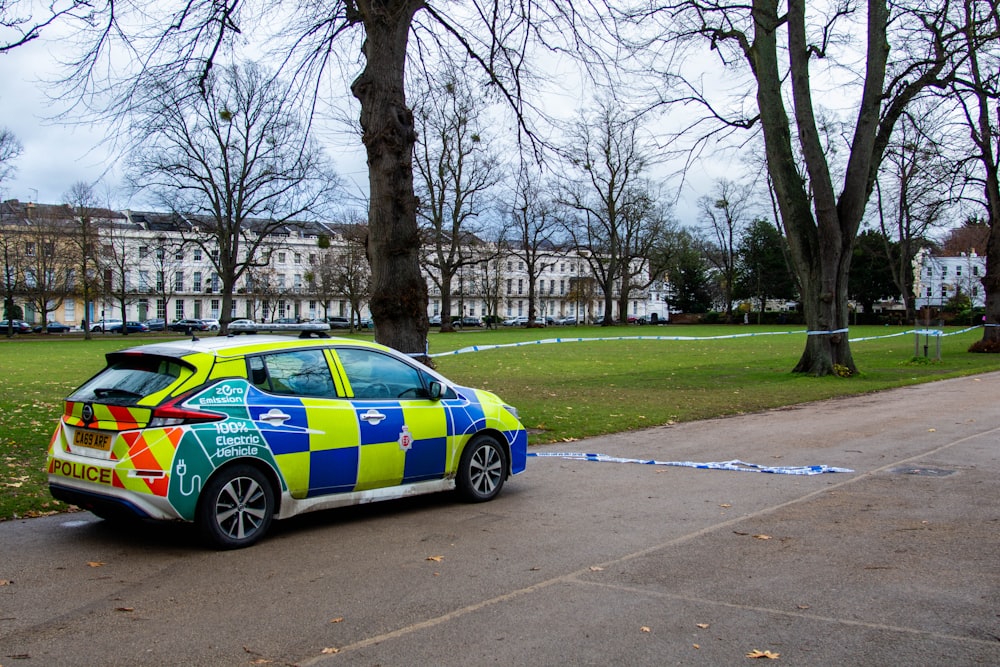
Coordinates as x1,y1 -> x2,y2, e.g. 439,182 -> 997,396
422,325 -> 986,358
528,451 -> 853,475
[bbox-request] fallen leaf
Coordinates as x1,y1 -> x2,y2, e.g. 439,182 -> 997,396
752,534 -> 772,540
0,579 -> 11,586
796,604 -> 810,610
425,555 -> 444,562
693,644 -> 700,649
719,503 -> 732,508
928,428 -> 936,432
87,561 -> 105,568
746,649 -> 780,659
321,647 -> 340,655
329,617 -> 344,624
696,623 -> 710,629
115,607 -> 134,612
589,566 -> 604,572
733,530 -> 750,536
640,626 -> 651,633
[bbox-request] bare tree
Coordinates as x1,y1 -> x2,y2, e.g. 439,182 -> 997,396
0,1 -> 92,52
0,128 -> 23,187
872,107 -> 952,322
414,71 -> 499,332
698,179 -> 754,322
506,167 -> 559,327
99,219 -> 142,334
626,1 -> 961,374
21,205 -> 74,328
309,223 -> 371,329
63,182 -> 104,338
126,62 -> 339,334
56,0 -> 602,358
560,99 -> 662,325
946,0 -> 1000,350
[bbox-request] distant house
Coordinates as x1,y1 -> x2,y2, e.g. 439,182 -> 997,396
912,247 -> 986,309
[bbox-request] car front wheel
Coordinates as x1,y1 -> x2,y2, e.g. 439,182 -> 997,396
457,435 -> 507,502
197,464 -> 274,549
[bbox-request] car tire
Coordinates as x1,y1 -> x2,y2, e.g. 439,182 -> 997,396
456,434 -> 507,502
196,464 -> 275,549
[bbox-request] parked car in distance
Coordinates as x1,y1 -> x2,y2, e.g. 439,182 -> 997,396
34,321 -> 72,333
429,315 -> 442,326
326,316 -> 352,329
555,316 -> 577,326
0,319 -> 33,334
47,333 -> 528,549
273,317 -> 299,324
455,316 -> 482,328
200,318 -> 221,331
502,316 -> 528,326
108,321 -> 150,333
168,318 -> 211,332
143,318 -> 166,331
90,319 -> 124,332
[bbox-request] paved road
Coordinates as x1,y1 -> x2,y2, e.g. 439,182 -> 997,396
2,373 -> 999,666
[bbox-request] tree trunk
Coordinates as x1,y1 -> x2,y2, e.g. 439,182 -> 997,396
752,0 -> 888,374
439,278 -> 454,332
351,3 -> 429,359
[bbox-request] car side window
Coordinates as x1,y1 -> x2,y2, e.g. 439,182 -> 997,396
248,349 -> 336,398
336,348 -> 429,400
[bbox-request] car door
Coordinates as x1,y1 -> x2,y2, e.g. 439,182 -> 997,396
245,348 -> 360,499
329,347 -> 451,491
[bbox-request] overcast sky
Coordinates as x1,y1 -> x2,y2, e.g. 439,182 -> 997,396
0,18 -> 722,224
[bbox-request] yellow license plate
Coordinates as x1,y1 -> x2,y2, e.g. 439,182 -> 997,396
73,429 -> 113,451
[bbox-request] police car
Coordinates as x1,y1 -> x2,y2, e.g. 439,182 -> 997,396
47,332 -> 528,548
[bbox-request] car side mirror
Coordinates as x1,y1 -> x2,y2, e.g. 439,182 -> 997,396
428,381 -> 443,400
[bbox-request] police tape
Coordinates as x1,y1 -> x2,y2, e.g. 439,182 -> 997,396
527,451 -> 854,475
423,325 -> 986,358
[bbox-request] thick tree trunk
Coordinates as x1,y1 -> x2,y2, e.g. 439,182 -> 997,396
351,3 -> 429,358
751,0 -> 888,374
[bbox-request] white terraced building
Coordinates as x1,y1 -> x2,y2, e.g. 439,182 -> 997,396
1,199 -> 671,328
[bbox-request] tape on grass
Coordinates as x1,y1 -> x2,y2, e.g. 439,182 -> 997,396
528,452 -> 854,475
424,325 -> 985,358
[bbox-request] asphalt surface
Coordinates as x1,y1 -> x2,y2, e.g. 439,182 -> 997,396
1,372 -> 998,666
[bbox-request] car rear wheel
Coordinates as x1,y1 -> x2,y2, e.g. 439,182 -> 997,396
197,464 -> 274,549
456,435 -> 507,502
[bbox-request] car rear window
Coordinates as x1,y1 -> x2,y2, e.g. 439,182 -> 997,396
69,355 -> 188,406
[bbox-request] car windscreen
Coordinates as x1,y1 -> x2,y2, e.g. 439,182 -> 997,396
69,355 -> 189,406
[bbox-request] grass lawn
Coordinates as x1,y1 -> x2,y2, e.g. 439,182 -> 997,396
2,324 -> 997,520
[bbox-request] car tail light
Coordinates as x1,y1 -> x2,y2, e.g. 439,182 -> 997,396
149,395 -> 225,427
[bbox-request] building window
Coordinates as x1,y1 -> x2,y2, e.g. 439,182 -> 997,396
174,271 -> 184,292
211,299 -> 220,318
139,245 -> 149,257
157,299 -> 165,318
517,279 -> 523,295
294,253 -> 302,264
193,248 -> 202,261
156,271 -> 164,291
175,249 -> 184,260
278,252 -> 287,263
192,271 -> 202,292
175,300 -> 185,320
193,299 -> 202,319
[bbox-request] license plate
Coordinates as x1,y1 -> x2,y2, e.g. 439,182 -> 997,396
73,429 -> 113,451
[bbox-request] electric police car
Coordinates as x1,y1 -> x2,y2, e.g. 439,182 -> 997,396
47,331 -> 528,548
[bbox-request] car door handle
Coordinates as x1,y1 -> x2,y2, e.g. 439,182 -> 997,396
360,409 -> 386,425
258,408 -> 291,426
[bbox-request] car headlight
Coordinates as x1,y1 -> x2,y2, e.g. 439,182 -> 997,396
502,404 -> 520,420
